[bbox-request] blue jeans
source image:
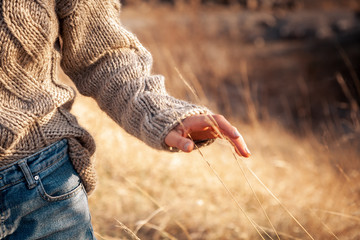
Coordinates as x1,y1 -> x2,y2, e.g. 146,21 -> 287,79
0,139 -> 96,239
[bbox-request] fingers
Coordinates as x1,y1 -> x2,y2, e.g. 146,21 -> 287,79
165,130 -> 194,152
210,115 -> 251,158
180,115 -> 216,135
228,132 -> 251,158
181,115 -> 239,139
210,115 -> 241,139
166,114 -> 251,157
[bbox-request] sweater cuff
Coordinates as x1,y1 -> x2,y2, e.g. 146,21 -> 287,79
146,104 -> 214,151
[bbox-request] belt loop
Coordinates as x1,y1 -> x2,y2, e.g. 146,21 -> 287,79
18,160 -> 37,189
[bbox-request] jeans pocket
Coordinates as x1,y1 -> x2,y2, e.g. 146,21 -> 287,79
36,155 -> 84,202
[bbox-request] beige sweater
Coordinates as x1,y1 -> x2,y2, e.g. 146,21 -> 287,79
0,0 -> 210,193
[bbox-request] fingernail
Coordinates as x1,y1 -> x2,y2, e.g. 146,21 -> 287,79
245,146 -> 251,155
184,142 -> 191,152
233,128 -> 241,138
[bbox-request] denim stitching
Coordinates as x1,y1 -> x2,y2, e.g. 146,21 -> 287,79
0,139 -> 67,172
0,150 -> 67,191
37,177 -> 83,202
32,151 -> 67,178
0,179 -> 24,191
18,160 -> 36,189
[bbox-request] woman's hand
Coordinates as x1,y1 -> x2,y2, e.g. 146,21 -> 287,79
165,115 -> 251,157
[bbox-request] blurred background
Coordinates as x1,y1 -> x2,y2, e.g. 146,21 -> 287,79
62,0 -> 360,239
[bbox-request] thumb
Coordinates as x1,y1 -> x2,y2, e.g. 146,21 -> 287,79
165,130 -> 194,152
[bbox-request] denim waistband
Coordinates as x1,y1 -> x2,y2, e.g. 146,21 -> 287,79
0,139 -> 68,191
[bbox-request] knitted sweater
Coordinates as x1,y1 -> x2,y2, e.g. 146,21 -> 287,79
0,0 -> 210,193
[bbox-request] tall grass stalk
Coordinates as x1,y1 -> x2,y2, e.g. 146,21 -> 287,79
178,61 -> 313,240
63,4 -> 360,239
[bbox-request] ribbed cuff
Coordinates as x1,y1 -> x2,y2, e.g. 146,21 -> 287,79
144,104 -> 214,151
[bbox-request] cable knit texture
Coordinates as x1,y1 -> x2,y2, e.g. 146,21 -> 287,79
0,0 -> 211,193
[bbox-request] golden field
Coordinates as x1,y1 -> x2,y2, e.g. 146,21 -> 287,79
60,2 -> 360,239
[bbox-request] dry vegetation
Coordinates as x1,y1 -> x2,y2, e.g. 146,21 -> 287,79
60,2 -> 360,239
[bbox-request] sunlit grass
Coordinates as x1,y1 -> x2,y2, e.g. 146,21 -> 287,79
63,89 -> 359,239
61,4 -> 360,240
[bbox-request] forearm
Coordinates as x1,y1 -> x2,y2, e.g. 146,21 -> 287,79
57,0 -> 211,150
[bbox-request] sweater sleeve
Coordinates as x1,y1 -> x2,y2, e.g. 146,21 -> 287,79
56,0 -> 212,150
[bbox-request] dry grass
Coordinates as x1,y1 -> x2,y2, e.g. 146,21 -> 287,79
60,4 -> 360,240
68,94 -> 360,240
